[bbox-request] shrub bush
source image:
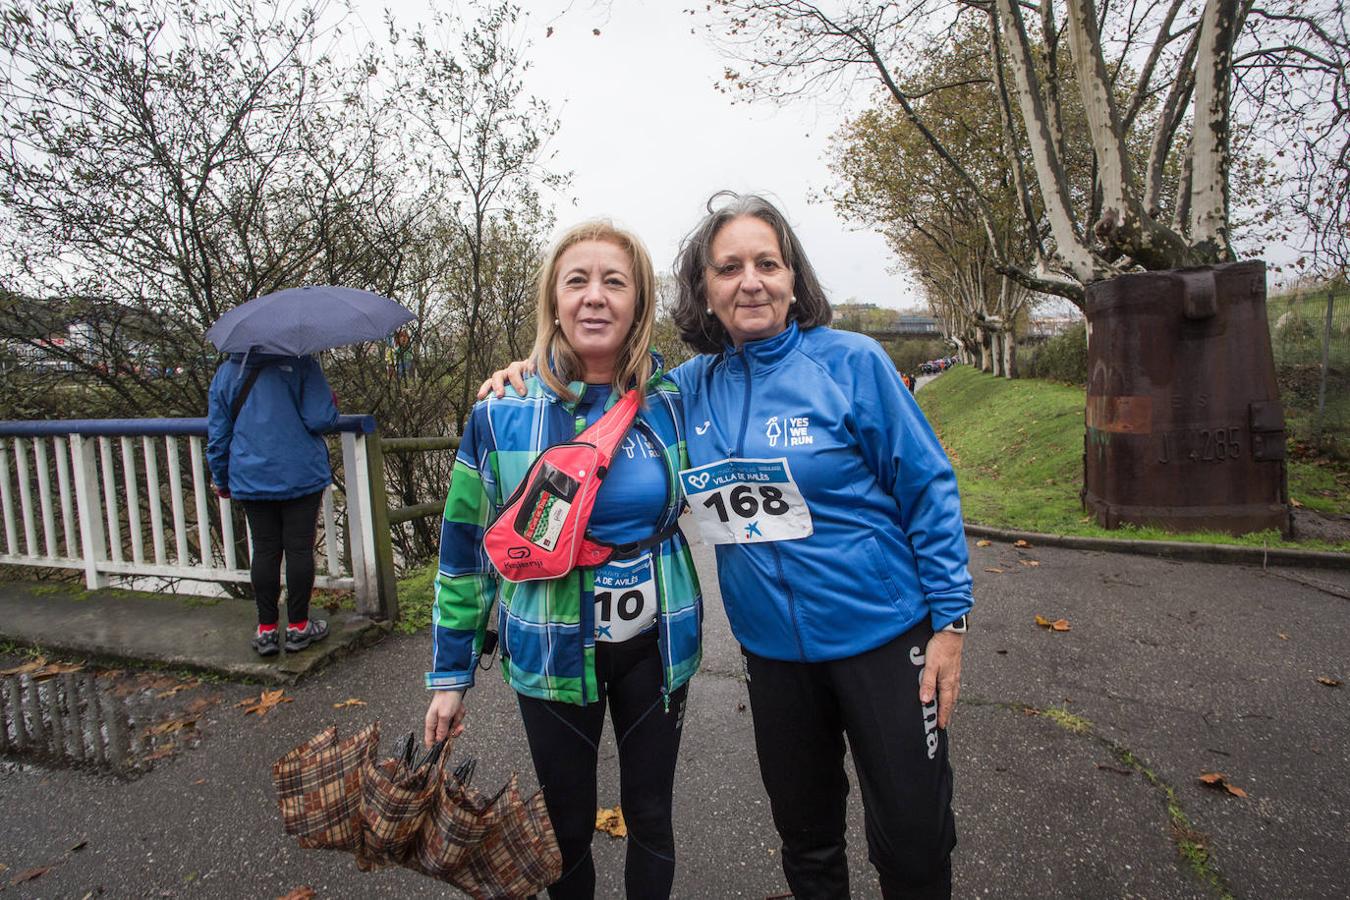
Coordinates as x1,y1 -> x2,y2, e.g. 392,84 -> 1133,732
1022,324 -> 1088,384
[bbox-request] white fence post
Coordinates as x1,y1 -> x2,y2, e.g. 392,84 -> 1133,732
70,434 -> 108,589
0,442 -> 16,556
341,433 -> 379,617
34,438 -> 57,559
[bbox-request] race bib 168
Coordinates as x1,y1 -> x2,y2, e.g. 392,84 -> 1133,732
678,458 -> 813,545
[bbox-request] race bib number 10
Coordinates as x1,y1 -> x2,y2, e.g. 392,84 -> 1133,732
678,458 -> 813,545
594,554 -> 657,643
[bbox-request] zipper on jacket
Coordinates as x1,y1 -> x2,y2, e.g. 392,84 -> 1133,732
638,415 -> 675,713
733,350 -> 754,457
734,345 -> 807,661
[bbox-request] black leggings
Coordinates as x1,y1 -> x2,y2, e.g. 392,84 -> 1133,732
240,490 -> 324,627
516,631 -> 688,900
744,621 -> 956,900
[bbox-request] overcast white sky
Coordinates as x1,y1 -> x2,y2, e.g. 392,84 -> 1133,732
360,0 -> 928,309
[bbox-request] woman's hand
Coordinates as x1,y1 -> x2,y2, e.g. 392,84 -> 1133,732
919,631 -> 964,729
476,359 -> 535,400
424,689 -> 467,747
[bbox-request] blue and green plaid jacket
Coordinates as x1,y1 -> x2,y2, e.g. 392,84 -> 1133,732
426,360 -> 702,706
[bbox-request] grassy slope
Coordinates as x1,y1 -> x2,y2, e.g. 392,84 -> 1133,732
918,367 -> 1349,552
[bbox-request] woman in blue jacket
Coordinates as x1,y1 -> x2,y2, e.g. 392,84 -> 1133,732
486,193 -> 971,899
669,193 -> 971,899
206,352 -> 338,656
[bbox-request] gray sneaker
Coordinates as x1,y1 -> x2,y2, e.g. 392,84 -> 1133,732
284,619 -> 330,653
252,628 -> 280,657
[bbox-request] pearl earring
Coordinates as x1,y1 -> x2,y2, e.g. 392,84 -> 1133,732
705,307 -> 713,315
554,317 -> 560,326
790,295 -> 797,305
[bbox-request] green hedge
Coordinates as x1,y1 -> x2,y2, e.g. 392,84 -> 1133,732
1021,324 -> 1088,384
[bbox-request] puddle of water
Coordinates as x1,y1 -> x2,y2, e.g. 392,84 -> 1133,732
0,669 -> 215,778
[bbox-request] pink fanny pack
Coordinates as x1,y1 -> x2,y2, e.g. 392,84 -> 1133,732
483,389 -> 677,582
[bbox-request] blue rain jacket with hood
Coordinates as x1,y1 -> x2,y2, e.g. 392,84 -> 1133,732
206,353 -> 338,501
670,322 -> 973,663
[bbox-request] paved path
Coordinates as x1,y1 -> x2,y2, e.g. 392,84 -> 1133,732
1,538 -> 1348,898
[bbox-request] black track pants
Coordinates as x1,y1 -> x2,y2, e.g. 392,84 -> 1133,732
517,631 -> 688,900
240,490 -> 324,627
743,621 -> 956,900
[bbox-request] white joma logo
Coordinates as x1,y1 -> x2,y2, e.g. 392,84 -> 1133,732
910,645 -> 939,759
695,421 -> 710,435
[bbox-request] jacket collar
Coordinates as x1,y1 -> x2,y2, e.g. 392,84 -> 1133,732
537,350 -> 668,412
722,320 -> 802,369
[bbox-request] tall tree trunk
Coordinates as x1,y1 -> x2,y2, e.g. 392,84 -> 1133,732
1003,332 -> 1018,379
993,0 -> 1105,284
1064,0 -> 1198,269
1189,0 -> 1239,261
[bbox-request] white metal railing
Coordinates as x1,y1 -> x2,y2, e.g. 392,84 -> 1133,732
0,415 -> 390,617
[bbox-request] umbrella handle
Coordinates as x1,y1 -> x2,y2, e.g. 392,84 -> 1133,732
413,736 -> 449,772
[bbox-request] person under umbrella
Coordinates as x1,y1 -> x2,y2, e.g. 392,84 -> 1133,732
205,284 -> 415,655
206,350 -> 337,655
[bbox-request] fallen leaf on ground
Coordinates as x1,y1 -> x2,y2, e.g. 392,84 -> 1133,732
333,698 -> 367,709
0,656 -> 47,676
595,805 -> 627,838
278,887 -> 317,900
1199,772 -> 1248,797
193,779 -> 206,785
1095,764 -> 1132,776
1290,497 -> 1304,508
984,567 -> 1004,574
1317,676 -> 1342,687
144,716 -> 198,737
32,661 -> 85,680
1014,539 -> 1033,548
1019,559 -> 1041,568
142,746 -> 177,763
1034,615 -> 1071,632
1277,632 -> 1289,640
184,696 -> 221,716
68,840 -> 87,852
156,681 -> 199,699
0,657 -> 84,679
975,539 -> 992,547
237,689 -> 293,717
0,862 -> 7,873
10,866 -> 50,885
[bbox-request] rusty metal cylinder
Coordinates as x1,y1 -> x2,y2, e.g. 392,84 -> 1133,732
1082,260 -> 1291,536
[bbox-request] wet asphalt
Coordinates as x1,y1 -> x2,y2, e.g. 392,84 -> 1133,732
1,536 -> 1347,899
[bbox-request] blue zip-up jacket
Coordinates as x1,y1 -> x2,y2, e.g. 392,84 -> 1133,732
205,354 -> 338,501
428,357 -> 702,706
671,322 -> 972,663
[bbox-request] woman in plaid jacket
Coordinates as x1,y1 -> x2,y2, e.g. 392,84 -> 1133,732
425,221 -> 702,900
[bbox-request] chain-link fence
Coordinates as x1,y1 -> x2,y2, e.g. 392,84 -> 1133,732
1269,283 -> 1348,457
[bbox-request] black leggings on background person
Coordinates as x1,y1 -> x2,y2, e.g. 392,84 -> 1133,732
517,630 -> 688,900
743,621 -> 956,900
240,490 -> 325,627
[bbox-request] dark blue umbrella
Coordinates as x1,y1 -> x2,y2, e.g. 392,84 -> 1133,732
205,285 -> 415,356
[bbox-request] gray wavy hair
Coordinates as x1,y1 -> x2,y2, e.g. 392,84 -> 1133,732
672,191 -> 832,353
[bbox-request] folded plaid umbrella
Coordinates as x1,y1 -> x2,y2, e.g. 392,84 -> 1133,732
272,723 -> 561,899
448,775 -> 562,900
357,732 -> 446,870
272,722 -> 380,852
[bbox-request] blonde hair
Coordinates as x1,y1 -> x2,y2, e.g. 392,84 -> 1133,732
531,220 -> 656,401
